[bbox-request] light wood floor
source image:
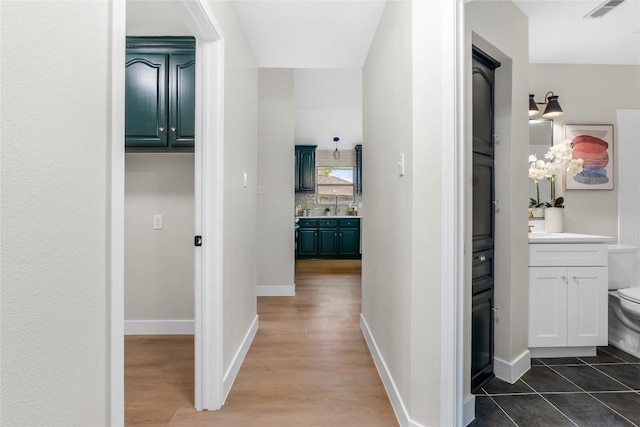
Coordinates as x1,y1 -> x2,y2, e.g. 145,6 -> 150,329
125,259 -> 397,426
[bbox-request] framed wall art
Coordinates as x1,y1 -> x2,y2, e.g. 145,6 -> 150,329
563,124 -> 614,190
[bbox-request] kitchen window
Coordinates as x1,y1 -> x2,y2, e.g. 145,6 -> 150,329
316,166 -> 354,204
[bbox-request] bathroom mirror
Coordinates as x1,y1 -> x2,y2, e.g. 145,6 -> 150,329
529,119 -> 553,206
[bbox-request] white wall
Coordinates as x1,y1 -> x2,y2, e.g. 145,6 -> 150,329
1,2 -> 110,425
126,0 -> 192,36
257,69 -> 295,294
206,0 -> 260,371
530,64 -> 640,237
294,69 -> 363,150
125,154 -> 194,323
617,109 -> 640,248
466,0 -> 531,396
362,1 -> 449,424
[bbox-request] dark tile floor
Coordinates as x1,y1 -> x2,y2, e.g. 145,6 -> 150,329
470,346 -> 640,427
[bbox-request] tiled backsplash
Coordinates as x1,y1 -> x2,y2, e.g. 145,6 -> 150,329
295,149 -> 363,217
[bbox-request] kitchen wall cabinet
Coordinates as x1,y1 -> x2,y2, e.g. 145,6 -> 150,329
355,144 -> 362,194
295,145 -> 316,193
296,218 -> 360,259
528,240 -> 609,357
125,37 -> 195,152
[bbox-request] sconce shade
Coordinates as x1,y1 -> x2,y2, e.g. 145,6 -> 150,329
529,94 -> 540,116
542,95 -> 564,118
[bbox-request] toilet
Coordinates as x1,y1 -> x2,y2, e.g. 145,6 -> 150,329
608,244 -> 640,358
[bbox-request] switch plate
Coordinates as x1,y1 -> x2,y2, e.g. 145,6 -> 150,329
257,184 -> 265,194
398,153 -> 405,176
243,172 -> 248,188
153,214 -> 163,230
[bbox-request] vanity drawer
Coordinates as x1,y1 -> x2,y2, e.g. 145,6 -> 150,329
529,243 -> 608,267
298,219 -> 318,228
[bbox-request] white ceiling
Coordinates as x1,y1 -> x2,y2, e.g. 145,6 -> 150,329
232,0 -> 386,68
513,0 -> 640,65
232,0 -> 640,67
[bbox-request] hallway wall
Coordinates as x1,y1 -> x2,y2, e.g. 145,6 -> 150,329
0,2 -> 110,425
207,0 -> 260,372
362,1 -> 451,425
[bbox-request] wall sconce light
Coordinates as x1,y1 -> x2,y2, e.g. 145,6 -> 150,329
529,91 -> 564,118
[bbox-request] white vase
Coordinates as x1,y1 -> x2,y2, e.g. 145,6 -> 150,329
544,207 -> 563,233
530,207 -> 545,218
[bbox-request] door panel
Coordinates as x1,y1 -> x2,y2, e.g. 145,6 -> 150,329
471,47 -> 500,393
169,53 -> 196,148
125,53 -> 168,148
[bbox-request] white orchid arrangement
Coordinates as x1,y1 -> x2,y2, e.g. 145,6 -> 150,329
529,140 -> 584,208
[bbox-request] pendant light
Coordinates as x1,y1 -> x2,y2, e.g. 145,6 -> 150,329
333,137 -> 340,160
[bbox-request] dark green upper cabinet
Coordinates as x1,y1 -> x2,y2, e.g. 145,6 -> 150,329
125,37 -> 195,152
354,144 -> 362,194
125,53 -> 167,148
295,145 -> 316,193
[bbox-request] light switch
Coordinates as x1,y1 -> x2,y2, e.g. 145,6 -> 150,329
243,172 -> 248,188
153,214 -> 163,230
398,153 -> 405,176
257,184 -> 265,194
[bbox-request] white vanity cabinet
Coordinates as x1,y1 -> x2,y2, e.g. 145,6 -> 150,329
528,235 -> 612,357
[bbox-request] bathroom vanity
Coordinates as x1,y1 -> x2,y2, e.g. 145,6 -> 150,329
528,233 -> 614,357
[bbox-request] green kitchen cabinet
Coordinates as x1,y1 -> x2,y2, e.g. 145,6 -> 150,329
295,145 -> 317,193
297,220 -> 319,257
296,218 -> 360,259
125,37 -> 195,152
355,144 -> 362,194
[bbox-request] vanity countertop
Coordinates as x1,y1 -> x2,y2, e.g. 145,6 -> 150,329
528,232 -> 615,243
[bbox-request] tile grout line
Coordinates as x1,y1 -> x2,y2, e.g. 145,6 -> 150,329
519,378 -> 580,427
542,360 -> 639,427
485,394 -> 520,427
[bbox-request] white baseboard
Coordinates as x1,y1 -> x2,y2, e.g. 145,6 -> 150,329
463,395 -> 476,426
223,315 -> 259,399
494,349 -> 531,384
256,284 -> 295,296
124,319 -> 194,335
361,314 -> 423,427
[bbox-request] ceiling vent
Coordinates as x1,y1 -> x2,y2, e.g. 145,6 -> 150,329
584,0 -> 626,18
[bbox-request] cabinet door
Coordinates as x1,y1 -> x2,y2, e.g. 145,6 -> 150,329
297,229 -> 318,257
354,144 -> 362,194
296,147 -> 316,193
567,266 -> 608,347
338,228 -> 360,256
529,267 -> 568,348
471,289 -> 495,392
168,53 -> 195,149
318,228 -> 338,256
125,53 -> 168,148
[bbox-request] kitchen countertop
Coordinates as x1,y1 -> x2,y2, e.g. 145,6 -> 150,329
528,232 -> 615,243
296,215 -> 361,219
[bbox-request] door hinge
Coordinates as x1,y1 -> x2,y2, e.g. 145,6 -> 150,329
194,235 -> 202,247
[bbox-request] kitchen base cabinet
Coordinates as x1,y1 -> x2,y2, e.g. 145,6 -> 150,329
296,218 -> 360,259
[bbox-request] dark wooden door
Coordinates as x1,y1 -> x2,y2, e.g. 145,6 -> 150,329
471,47 -> 500,392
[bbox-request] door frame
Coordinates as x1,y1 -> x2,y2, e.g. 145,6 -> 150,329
110,0 -> 225,424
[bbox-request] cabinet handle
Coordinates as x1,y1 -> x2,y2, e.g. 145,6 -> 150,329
474,255 -> 486,262
171,127 -> 176,132
572,276 -> 578,282
159,127 -> 164,132
562,276 -> 567,282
